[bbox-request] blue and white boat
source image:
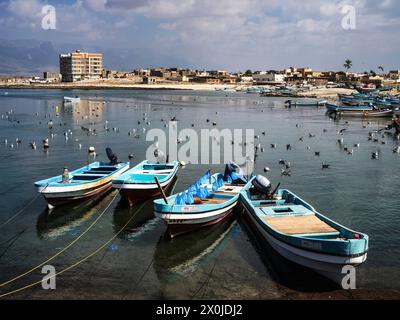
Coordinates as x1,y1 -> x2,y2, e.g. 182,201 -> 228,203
35,161 -> 130,209
326,102 -> 374,112
240,175 -> 369,284
112,160 -> 180,207
326,103 -> 392,117
285,99 -> 327,107
155,163 -> 250,238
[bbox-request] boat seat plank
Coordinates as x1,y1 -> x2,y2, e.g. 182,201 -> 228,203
200,198 -> 228,204
213,191 -> 239,195
264,214 -> 337,235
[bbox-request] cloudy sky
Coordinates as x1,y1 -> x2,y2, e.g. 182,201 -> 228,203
0,0 -> 399,74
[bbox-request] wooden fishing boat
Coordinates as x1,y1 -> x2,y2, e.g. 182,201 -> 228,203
326,103 -> 374,113
34,161 -> 130,209
285,99 -> 327,107
355,86 -> 379,94
330,108 -> 393,118
154,169 -> 250,238
112,160 -> 180,207
338,94 -> 374,106
240,175 -> 369,284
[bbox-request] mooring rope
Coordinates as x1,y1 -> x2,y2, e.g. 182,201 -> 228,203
189,220 -> 237,300
191,258 -> 218,300
0,181 -> 123,288
0,201 -> 146,298
0,183 -> 49,230
0,229 -> 27,260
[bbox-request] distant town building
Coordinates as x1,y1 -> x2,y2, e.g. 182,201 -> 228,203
43,72 -> 60,82
253,72 -> 285,84
59,50 -> 102,82
388,70 -> 400,80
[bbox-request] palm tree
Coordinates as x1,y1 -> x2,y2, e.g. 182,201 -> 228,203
378,66 -> 384,73
343,59 -> 353,72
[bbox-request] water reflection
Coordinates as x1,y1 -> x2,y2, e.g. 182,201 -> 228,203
113,177 -> 178,240
153,213 -> 237,283
36,190 -> 117,240
236,209 -> 337,292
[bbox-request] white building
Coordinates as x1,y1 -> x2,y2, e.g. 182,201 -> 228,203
253,72 -> 285,83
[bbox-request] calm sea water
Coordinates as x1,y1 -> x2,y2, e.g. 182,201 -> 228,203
0,88 -> 399,299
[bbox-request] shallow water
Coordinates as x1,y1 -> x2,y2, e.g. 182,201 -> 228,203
0,89 -> 399,299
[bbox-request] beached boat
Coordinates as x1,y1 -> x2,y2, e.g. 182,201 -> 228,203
154,164 -> 249,238
240,175 -> 369,284
112,160 -> 180,207
63,96 -> 81,103
382,96 -> 400,107
338,94 -> 374,106
34,161 -> 130,209
326,103 -> 374,112
373,98 -> 392,109
326,103 -> 393,117
355,86 -> 379,94
285,99 -> 327,107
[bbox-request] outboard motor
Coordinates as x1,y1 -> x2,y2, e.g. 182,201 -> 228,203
106,147 -> 118,165
224,161 -> 247,184
251,175 -> 272,197
154,148 -> 167,164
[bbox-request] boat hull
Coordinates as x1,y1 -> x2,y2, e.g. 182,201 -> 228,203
36,162 -> 130,208
40,180 -> 112,208
118,177 -> 177,207
157,202 -> 236,238
242,201 -> 367,285
335,110 -> 393,117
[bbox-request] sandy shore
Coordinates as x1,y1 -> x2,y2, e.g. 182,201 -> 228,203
0,80 -> 235,92
1,80 -> 397,100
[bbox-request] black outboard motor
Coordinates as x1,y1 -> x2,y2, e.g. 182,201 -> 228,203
106,147 -> 118,165
224,161 -> 247,184
251,175 -> 272,197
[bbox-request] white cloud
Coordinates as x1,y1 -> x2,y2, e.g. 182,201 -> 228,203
7,0 -> 43,23
2,0 -> 400,70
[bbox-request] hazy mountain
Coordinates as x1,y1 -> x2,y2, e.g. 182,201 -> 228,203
0,39 -> 59,76
0,39 -> 191,76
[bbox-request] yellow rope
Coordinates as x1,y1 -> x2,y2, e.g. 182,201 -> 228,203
0,188 -> 120,288
0,202 -> 146,298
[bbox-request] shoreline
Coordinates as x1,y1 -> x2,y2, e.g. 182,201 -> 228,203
0,82 -> 359,100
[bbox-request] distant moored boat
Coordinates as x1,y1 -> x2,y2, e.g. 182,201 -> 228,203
63,96 -> 81,103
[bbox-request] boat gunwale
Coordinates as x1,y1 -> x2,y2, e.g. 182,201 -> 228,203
34,161 -> 130,188
113,160 -> 180,186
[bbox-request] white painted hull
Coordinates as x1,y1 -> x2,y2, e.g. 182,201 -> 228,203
244,206 -> 367,285
37,166 -> 129,207
156,201 -> 238,238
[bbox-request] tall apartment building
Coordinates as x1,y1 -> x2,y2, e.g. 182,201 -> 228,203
59,50 -> 102,82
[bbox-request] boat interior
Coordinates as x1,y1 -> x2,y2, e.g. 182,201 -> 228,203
194,183 -> 245,205
67,166 -> 118,182
247,191 -> 341,239
124,164 -> 177,180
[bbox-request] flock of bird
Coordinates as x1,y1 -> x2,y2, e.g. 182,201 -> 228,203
1,95 -> 400,179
